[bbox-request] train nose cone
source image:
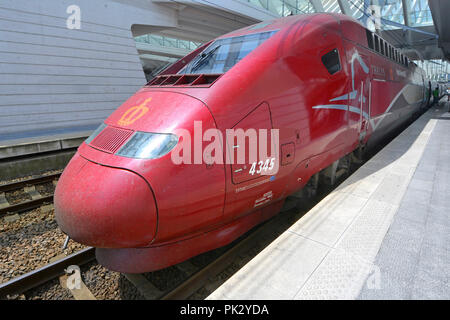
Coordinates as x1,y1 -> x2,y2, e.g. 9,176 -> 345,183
54,154 -> 157,248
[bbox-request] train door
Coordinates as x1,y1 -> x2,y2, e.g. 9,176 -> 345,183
223,102 -> 278,220
344,44 -> 371,145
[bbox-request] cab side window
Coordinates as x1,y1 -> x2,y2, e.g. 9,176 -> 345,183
321,49 -> 341,75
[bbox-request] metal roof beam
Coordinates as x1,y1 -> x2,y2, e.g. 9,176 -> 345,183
135,42 -> 191,58
401,0 -> 412,46
337,0 -> 351,15
140,54 -> 178,63
380,18 -> 438,38
401,0 -> 411,26
309,0 -> 324,12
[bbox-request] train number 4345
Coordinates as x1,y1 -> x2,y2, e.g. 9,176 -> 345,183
249,158 -> 275,175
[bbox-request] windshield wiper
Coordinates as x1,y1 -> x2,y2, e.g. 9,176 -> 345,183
189,45 -> 221,73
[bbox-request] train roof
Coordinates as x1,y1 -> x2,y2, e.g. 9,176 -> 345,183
216,12 -> 363,40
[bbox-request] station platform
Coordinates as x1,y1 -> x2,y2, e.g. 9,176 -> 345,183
208,102 -> 450,300
0,128 -> 92,160
0,127 -> 93,181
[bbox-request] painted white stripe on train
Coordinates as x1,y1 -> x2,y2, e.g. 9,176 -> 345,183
329,90 -> 358,102
312,104 -> 374,128
372,84 -> 409,131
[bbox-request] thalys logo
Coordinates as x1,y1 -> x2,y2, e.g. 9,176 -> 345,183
118,98 -> 151,126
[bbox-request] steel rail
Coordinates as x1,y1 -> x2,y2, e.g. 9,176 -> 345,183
0,247 -> 96,298
0,173 -> 61,193
0,195 -> 54,216
0,173 -> 61,216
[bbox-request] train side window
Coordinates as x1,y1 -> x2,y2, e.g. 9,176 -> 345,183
321,48 -> 341,75
366,29 -> 374,49
385,42 -> 388,57
380,39 -> 384,55
374,35 -> 380,52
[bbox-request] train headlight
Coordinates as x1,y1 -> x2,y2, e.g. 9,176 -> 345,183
85,123 -> 107,144
115,132 -> 179,159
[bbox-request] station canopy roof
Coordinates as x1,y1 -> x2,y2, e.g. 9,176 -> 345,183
243,0 -> 449,81
244,1 -> 444,58
137,0 -> 449,82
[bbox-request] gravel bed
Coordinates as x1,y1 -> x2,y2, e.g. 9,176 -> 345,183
23,278 -> 73,300
35,182 -> 55,197
4,189 -> 32,204
0,207 -> 85,284
83,263 -> 145,300
22,261 -> 146,300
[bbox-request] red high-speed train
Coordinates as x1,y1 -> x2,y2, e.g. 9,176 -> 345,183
55,13 -> 430,273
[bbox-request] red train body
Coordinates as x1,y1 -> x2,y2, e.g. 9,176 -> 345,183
55,13 -> 429,273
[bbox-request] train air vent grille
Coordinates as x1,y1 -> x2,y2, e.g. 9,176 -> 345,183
147,74 -> 222,87
90,126 -> 134,154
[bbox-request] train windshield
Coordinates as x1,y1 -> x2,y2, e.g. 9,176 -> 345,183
178,30 -> 278,75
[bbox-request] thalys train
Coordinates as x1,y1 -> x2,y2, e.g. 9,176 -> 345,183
55,13 -> 432,273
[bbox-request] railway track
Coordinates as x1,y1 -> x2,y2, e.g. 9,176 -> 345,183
0,247 -> 95,299
0,172 -> 61,216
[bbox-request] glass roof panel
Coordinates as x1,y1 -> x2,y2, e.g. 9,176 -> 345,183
135,34 -> 201,50
244,1 -> 434,31
380,0 -> 404,25
284,0 -> 316,15
245,0 -> 316,16
322,0 -> 342,13
409,0 -> 433,27
346,0 -> 365,20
